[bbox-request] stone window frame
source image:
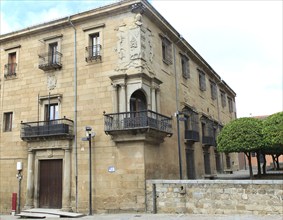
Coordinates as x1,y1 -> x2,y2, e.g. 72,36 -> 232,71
183,107 -> 199,132
180,52 -> 190,79
228,96 -> 233,113
159,34 -> 172,65
3,112 -> 13,132
220,90 -> 227,108
198,69 -> 206,91
38,34 -> 63,70
4,45 -> 21,80
210,80 -> 217,100
83,23 -> 105,63
40,35 -> 63,56
39,94 -> 62,121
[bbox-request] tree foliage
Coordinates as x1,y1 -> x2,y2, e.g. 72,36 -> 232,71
262,111 -> 283,154
217,117 -> 264,153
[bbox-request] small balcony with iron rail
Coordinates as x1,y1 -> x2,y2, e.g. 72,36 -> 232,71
104,110 -> 173,144
38,51 -> 62,71
202,135 -> 216,146
85,45 -> 102,62
20,117 -> 74,141
185,130 -> 200,143
4,63 -> 17,79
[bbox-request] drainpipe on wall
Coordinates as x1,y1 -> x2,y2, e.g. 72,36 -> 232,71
216,81 -> 224,173
68,16 -> 78,212
173,36 -> 183,180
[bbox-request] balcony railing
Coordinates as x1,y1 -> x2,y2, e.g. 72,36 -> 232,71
4,63 -> 17,78
85,45 -> 102,62
38,51 -> 62,71
21,117 -> 74,141
185,130 -> 200,142
104,110 -> 173,135
202,136 -> 216,146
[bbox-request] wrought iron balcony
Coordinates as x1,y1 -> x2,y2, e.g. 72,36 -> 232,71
4,63 -> 17,78
21,117 -> 74,141
38,51 -> 62,71
104,110 -> 172,143
185,130 -> 200,142
202,136 -> 216,146
85,45 -> 102,62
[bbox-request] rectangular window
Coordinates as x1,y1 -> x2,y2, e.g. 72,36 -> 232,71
3,112 -> 13,132
4,52 -> 17,78
45,103 -> 59,121
49,42 -> 58,64
210,81 -> 217,100
91,33 -> 100,57
221,91 -> 226,108
201,122 -> 206,137
185,111 -> 199,131
86,32 -> 101,61
161,37 -> 172,64
199,71 -> 206,91
181,55 -> 189,79
38,35 -> 62,71
8,52 -> 17,74
228,97 -> 233,113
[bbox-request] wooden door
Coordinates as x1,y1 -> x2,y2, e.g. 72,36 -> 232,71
39,159 -> 62,208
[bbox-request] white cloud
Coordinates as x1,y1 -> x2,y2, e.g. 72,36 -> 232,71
152,0 -> 283,117
1,0 -> 282,117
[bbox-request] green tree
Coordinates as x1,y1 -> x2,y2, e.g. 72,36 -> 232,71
217,117 -> 264,179
263,112 -> 283,170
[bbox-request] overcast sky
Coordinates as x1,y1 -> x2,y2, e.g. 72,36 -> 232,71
1,0 -> 282,118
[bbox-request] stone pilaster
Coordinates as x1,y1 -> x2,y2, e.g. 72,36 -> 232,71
62,148 -> 71,211
24,150 -> 34,209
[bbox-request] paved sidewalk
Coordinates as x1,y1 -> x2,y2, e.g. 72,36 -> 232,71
1,213 -> 282,220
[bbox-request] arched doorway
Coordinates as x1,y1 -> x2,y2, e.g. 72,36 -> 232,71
130,90 -> 147,112
125,90 -> 147,128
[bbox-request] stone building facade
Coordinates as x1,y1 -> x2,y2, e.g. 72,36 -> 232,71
0,0 -> 237,214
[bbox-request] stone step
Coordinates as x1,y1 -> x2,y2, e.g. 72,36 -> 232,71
19,208 -> 84,218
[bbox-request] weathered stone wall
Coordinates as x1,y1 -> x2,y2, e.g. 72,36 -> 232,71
1,0 -> 239,214
146,180 -> 283,215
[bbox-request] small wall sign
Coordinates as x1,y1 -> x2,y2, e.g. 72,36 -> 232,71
108,166 -> 116,173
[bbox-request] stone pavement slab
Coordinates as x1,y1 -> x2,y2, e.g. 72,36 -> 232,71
1,213 -> 282,220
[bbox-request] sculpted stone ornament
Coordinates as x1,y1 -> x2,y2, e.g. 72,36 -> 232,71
135,13 -> 142,26
115,6 -> 154,75
47,74 -> 57,90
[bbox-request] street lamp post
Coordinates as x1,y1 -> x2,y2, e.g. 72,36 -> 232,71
88,131 -> 92,215
84,126 -> 95,216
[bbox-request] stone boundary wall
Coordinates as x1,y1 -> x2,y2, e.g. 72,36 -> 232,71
146,180 -> 283,215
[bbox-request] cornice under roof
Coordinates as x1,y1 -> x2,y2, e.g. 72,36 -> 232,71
0,0 -> 236,97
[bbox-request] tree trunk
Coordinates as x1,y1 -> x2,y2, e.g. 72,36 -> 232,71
245,152 -> 253,179
272,155 -> 277,170
262,153 -> 266,175
276,154 -> 280,170
256,151 -> 261,176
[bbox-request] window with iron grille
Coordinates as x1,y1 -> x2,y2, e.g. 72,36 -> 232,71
49,43 -> 59,64
3,112 -> 13,132
86,32 -> 101,62
184,110 -> 199,132
210,81 -> 217,100
181,55 -> 189,79
38,36 -> 62,71
199,71 -> 206,91
221,91 -> 226,108
4,52 -> 17,78
161,36 -> 172,64
228,97 -> 233,113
